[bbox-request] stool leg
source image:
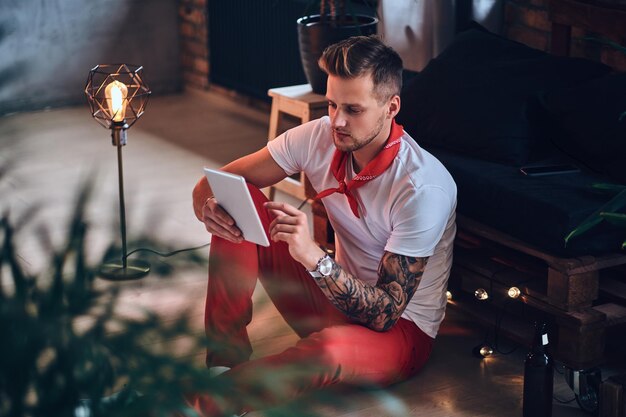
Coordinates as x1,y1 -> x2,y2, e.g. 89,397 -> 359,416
268,100 -> 280,141
267,98 -> 282,202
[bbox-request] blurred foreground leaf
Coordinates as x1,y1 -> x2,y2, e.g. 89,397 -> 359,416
0,171 -> 411,417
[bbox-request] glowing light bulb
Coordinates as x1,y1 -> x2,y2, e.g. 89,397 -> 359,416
479,346 -> 493,357
105,80 -> 128,122
474,288 -> 489,301
446,290 -> 452,301
508,286 -> 521,299
472,343 -> 494,358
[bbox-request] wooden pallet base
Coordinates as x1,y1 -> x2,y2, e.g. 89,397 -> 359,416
447,292 -> 607,369
449,216 -> 626,369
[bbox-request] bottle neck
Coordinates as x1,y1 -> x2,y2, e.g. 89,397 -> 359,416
532,323 -> 549,352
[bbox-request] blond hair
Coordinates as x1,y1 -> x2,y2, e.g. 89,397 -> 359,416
318,35 -> 403,103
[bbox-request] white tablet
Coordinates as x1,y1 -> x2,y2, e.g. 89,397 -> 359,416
203,168 -> 270,247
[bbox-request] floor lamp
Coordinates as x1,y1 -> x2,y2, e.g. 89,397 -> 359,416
84,64 -> 152,280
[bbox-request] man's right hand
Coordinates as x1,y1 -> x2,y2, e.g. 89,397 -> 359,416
201,197 -> 243,243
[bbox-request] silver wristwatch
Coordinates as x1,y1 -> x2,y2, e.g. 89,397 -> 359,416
308,254 -> 333,278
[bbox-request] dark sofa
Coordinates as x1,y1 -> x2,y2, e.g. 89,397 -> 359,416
397,24 -> 626,257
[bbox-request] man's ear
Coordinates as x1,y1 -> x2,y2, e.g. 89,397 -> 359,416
387,95 -> 401,119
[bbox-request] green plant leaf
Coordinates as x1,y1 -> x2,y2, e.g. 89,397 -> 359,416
584,36 -> 626,54
600,212 -> 626,227
565,189 -> 626,245
565,216 -> 603,245
591,183 -> 626,195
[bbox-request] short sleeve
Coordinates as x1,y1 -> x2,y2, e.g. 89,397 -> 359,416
267,118 -> 329,176
384,186 -> 454,258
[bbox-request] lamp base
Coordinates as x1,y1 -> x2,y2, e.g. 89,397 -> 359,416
99,259 -> 151,280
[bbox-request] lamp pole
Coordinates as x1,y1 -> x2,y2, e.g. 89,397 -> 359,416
99,121 -> 150,280
112,121 -> 129,269
98,120 -> 150,280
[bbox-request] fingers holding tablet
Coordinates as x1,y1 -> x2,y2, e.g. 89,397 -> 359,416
202,168 -> 270,247
202,197 -> 243,243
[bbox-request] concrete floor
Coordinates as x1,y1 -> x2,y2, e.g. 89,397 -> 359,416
0,89 -> 613,416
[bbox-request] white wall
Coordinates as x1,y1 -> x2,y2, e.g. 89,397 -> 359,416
0,0 -> 181,115
379,0 -> 503,72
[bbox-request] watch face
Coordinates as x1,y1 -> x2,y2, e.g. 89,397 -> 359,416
318,256 -> 333,276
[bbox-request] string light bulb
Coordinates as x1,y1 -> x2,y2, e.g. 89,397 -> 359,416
446,290 -> 452,301
479,345 -> 494,357
472,343 -> 494,358
508,286 -> 521,299
474,288 -> 489,301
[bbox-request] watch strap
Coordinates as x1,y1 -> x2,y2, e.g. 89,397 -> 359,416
308,270 -> 323,278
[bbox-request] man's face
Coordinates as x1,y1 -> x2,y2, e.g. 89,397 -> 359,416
326,74 -> 390,153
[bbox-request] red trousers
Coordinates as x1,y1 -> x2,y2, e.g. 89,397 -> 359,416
196,185 -> 434,414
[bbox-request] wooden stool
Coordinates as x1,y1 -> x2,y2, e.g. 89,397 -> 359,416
267,84 -> 327,201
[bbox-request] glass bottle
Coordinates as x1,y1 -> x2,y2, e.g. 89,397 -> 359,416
523,321 -> 554,417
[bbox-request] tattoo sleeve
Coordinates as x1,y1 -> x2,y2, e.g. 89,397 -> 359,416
311,251 -> 429,331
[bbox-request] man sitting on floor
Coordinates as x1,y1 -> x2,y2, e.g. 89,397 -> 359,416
190,35 -> 457,416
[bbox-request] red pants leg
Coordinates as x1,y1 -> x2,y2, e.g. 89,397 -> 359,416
201,184 -> 434,415
204,184 -> 346,368
221,318 -> 434,412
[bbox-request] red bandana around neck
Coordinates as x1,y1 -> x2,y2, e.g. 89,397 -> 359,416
314,120 -> 404,218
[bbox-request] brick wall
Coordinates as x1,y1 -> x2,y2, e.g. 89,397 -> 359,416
503,0 -> 626,71
179,0 -> 209,90
177,1 -> 626,92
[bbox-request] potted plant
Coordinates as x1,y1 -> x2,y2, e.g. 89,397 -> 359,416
565,179 -> 626,251
564,38 -> 626,251
297,0 -> 378,94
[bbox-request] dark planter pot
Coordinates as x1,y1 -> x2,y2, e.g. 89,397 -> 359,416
297,14 -> 378,94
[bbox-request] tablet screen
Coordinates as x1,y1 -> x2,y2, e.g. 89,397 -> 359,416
203,168 -> 270,247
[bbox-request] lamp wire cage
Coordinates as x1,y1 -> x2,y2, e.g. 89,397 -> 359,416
84,64 -> 152,280
85,64 -> 151,131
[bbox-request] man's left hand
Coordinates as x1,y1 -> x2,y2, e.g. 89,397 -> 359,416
264,201 -> 324,270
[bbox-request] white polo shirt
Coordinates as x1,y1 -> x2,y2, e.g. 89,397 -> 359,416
267,116 -> 457,338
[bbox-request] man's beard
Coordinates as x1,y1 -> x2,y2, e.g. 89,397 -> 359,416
333,113 -> 387,153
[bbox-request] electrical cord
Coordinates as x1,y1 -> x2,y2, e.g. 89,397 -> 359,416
123,197 -> 311,260
493,302 -> 520,355
475,268 -> 522,356
124,242 -> 211,260
491,274 -> 542,356
553,395 -> 577,404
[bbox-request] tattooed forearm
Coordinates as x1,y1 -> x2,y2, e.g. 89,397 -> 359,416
312,252 -> 428,331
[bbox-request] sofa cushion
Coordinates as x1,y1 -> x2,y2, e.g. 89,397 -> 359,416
429,147 -> 624,256
536,73 -> 626,184
398,24 -> 611,165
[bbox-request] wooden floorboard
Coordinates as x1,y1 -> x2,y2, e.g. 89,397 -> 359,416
0,90 -> 602,416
